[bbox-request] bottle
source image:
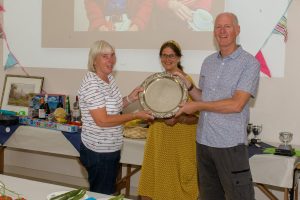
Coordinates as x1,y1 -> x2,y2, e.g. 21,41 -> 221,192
65,95 -> 71,122
28,99 -> 34,118
44,94 -> 51,118
56,96 -> 64,108
38,97 -> 46,119
71,96 -> 81,126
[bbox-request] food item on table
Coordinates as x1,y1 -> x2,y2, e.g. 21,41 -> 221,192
0,181 -> 26,200
124,119 -> 142,127
108,194 -> 124,200
0,196 -> 12,200
123,126 -> 147,139
53,108 -> 67,123
49,188 -> 86,200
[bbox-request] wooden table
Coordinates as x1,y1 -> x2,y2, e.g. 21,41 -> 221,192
0,146 -> 4,174
4,126 -> 298,199
294,163 -> 300,200
116,137 -> 145,196
250,153 -> 300,200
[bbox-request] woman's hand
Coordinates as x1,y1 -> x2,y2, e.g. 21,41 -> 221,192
173,71 -> 193,89
164,117 -> 178,126
127,87 -> 144,103
134,110 -> 154,121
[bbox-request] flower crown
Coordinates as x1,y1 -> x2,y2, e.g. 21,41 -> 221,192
164,40 -> 181,51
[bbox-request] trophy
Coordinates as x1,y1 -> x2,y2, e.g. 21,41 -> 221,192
247,123 -> 253,144
250,125 -> 262,144
275,132 -> 295,156
247,123 -> 253,136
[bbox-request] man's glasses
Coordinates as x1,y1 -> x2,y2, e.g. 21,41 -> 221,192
160,54 -> 177,59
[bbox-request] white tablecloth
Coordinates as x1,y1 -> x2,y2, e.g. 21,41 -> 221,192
121,138 -> 145,165
4,125 -> 79,157
250,153 -> 300,188
0,174 -> 115,200
4,126 -> 146,164
123,139 -> 300,190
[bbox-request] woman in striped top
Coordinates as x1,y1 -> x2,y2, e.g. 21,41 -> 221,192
78,40 -> 153,195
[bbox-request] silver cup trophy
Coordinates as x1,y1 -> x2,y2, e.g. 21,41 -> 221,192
247,123 -> 253,136
250,124 -> 262,144
275,132 -> 295,156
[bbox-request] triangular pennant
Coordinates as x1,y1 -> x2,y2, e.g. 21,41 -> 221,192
255,50 -> 271,78
0,4 -> 4,12
4,52 -> 18,70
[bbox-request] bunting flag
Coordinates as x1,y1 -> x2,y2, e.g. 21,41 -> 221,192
273,16 -> 288,42
0,4 -> 4,38
4,52 -> 19,70
256,50 -> 271,78
257,15 -> 289,78
0,3 -> 29,75
0,4 -> 4,12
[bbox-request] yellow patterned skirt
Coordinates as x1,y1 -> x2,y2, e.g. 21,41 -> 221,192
138,121 -> 198,200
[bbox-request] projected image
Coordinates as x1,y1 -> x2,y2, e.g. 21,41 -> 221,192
75,0 -> 218,32
82,0 -> 153,31
155,0 -> 214,31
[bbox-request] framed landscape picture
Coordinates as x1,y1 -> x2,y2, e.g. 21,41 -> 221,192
0,75 -> 44,114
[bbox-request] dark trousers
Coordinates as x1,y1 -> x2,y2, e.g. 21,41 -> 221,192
80,143 -> 120,195
196,143 -> 255,200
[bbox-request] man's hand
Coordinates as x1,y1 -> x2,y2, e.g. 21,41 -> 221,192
175,101 -> 200,117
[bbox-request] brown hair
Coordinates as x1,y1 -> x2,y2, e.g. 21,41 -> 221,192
159,40 -> 184,71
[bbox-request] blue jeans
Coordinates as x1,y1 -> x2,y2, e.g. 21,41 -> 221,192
80,143 -> 121,194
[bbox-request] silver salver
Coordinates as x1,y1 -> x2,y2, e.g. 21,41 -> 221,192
139,72 -> 188,118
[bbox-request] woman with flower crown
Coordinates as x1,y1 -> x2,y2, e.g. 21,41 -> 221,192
138,40 -> 199,200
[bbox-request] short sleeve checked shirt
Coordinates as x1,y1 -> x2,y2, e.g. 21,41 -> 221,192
197,46 -> 260,148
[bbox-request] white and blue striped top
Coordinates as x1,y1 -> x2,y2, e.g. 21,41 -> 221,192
78,72 -> 123,153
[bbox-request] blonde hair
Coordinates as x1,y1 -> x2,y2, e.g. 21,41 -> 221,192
87,40 -> 115,72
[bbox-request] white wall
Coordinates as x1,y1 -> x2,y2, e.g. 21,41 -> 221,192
249,0 -> 300,145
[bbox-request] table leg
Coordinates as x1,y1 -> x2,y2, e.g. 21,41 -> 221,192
289,188 -> 295,200
256,183 -> 279,200
0,146 -> 4,174
284,188 -> 289,200
116,164 -> 141,197
295,184 -> 298,200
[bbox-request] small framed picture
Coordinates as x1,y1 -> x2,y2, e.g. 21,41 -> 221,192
0,74 -> 44,114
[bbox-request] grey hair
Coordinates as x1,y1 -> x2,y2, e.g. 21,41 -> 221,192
215,12 -> 239,25
87,40 -> 115,72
